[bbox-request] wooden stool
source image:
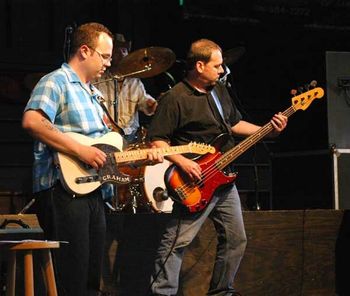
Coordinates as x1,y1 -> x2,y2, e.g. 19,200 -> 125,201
0,240 -> 60,296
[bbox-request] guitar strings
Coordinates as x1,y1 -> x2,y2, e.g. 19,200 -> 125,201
175,106 -> 296,202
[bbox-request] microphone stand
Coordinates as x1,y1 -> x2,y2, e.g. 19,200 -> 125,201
113,79 -> 119,124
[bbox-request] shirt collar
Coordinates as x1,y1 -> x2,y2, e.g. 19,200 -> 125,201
183,78 -> 217,96
61,63 -> 103,98
182,78 -> 205,96
61,63 -> 81,83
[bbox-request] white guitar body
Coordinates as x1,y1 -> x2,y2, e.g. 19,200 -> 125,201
56,132 -> 125,196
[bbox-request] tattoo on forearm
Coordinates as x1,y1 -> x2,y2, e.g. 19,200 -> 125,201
41,118 -> 59,132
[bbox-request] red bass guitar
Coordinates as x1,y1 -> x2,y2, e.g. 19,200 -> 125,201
164,87 -> 325,213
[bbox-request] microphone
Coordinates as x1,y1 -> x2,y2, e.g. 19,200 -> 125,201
63,25 -> 74,62
219,64 -> 231,85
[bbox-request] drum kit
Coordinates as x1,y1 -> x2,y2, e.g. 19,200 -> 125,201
112,128 -> 174,214
108,44 -> 245,214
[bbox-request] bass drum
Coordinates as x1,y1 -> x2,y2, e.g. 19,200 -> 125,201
144,160 -> 174,213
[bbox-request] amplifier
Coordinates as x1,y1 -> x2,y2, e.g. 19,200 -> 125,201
332,148 -> 350,209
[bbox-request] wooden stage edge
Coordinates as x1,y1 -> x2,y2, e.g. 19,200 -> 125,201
102,209 -> 350,296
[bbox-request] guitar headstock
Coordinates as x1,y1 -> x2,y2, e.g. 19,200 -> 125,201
291,81 -> 324,111
188,142 -> 215,155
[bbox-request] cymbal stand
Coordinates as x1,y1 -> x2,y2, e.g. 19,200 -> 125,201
128,183 -> 145,214
116,181 -> 153,214
105,201 -> 117,212
92,65 -> 152,86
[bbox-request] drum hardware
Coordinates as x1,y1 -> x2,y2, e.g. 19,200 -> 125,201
94,44 -> 176,100
92,64 -> 153,85
131,183 -> 153,213
113,135 -> 154,214
113,200 -> 127,212
129,184 -> 141,214
113,46 -> 176,79
112,157 -> 174,214
116,182 -> 153,214
162,71 -> 176,90
144,160 -> 174,213
132,176 -> 145,183
109,126 -> 174,214
105,201 -> 117,212
153,187 -> 169,202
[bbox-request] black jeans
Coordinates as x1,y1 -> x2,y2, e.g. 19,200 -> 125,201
34,182 -> 106,296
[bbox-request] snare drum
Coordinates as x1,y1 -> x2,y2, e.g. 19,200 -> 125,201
143,160 -> 174,213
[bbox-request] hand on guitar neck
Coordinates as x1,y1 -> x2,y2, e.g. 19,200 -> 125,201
151,140 -> 203,182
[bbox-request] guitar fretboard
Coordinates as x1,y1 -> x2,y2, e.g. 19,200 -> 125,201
114,144 -> 209,163
216,105 -> 296,170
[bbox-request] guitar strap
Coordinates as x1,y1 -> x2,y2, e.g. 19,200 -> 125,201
209,89 -> 233,135
210,89 -> 224,119
97,96 -> 125,135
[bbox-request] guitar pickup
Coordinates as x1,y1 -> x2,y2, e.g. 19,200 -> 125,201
75,175 -> 99,184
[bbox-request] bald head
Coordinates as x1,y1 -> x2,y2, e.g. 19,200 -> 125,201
186,39 -> 222,71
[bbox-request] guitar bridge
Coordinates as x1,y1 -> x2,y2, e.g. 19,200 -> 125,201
75,175 -> 99,184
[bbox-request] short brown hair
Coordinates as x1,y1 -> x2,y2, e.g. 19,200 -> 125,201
70,22 -> 113,59
186,39 -> 222,71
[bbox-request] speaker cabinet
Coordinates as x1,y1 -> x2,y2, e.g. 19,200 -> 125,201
333,149 -> 350,209
326,51 -> 350,149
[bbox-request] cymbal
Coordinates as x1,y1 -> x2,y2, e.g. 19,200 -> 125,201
223,46 -> 246,65
114,47 -> 176,79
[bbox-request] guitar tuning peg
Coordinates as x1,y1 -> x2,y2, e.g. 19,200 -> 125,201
309,80 -> 317,88
290,89 -> 297,96
297,86 -> 304,94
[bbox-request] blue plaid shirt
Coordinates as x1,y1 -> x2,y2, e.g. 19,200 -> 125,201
24,63 -> 112,196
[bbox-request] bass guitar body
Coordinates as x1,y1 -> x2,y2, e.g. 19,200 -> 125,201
165,135 -> 237,213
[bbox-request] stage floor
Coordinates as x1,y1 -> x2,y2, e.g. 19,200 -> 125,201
101,209 -> 349,296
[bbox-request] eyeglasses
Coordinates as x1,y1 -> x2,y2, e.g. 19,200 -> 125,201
88,46 -> 112,63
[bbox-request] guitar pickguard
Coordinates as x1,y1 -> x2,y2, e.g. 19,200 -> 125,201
93,143 -> 131,185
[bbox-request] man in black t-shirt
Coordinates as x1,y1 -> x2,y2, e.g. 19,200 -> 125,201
148,39 -> 288,296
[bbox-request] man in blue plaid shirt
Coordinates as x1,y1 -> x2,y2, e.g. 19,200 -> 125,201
22,22 -> 114,296
22,22 -> 162,295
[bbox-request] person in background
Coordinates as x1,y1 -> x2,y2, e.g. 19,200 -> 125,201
147,39 -> 288,296
95,33 -> 157,143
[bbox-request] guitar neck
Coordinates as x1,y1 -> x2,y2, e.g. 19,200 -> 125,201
216,105 -> 296,170
114,145 -> 195,163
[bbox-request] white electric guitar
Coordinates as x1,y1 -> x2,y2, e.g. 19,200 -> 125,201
55,132 -> 214,196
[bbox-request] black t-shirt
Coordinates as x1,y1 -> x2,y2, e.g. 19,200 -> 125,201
148,79 -> 241,152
